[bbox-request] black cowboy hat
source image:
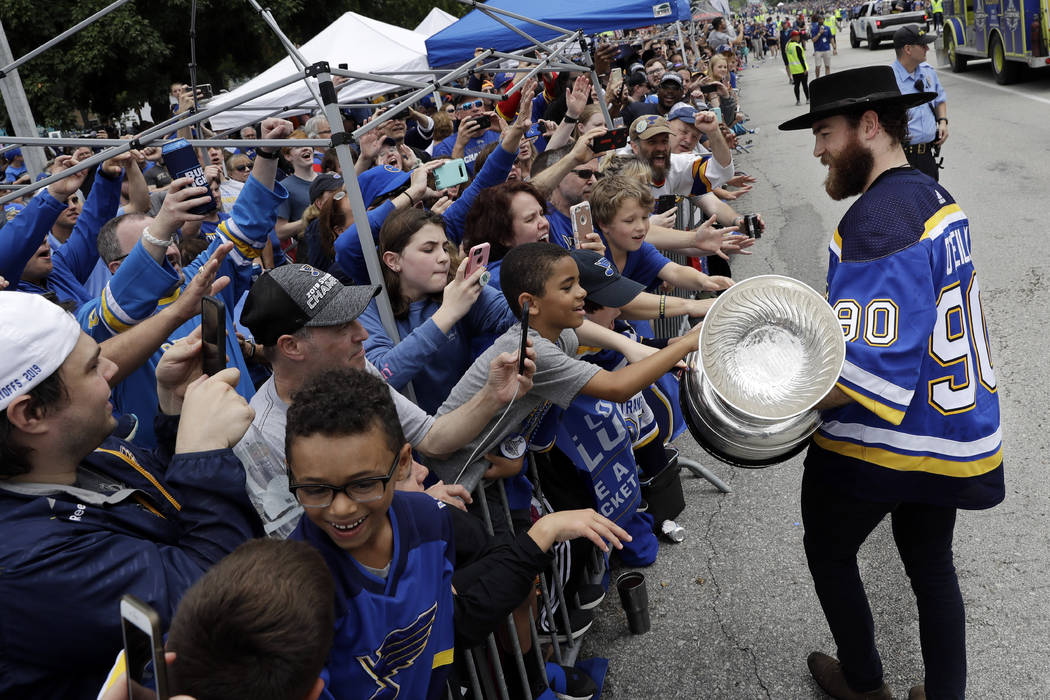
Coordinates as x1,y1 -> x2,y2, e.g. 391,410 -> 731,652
778,66 -> 936,131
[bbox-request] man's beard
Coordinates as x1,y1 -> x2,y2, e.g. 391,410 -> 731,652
822,136 -> 874,201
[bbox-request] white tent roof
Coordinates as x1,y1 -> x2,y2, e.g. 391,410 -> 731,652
414,7 -> 458,36
207,12 -> 432,131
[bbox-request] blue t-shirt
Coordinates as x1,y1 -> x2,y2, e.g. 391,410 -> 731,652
811,22 -> 831,51
276,173 -> 314,222
432,129 -> 500,175
545,207 -> 576,250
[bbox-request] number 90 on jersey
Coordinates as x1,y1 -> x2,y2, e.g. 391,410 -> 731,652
833,270 -> 996,416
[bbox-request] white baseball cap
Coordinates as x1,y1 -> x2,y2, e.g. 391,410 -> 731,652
0,292 -> 82,411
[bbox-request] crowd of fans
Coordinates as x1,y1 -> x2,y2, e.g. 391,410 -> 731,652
0,12 -> 822,700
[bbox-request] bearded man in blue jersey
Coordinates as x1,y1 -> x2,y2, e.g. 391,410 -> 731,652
780,67 -> 1004,700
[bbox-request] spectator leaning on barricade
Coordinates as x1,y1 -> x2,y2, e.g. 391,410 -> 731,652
284,367 -> 625,699
0,289 -> 262,698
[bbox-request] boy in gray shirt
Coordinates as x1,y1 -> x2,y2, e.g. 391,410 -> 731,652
429,242 -> 702,493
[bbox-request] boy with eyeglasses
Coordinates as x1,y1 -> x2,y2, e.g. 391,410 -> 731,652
286,367 -> 628,700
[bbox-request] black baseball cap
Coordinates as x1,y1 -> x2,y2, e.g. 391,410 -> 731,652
241,264 -> 380,346
308,172 -> 344,204
570,249 -> 644,308
893,25 -> 936,48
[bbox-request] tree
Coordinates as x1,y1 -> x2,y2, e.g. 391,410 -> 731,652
0,0 -> 466,131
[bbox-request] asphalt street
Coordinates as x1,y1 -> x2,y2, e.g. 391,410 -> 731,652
581,37 -> 1050,699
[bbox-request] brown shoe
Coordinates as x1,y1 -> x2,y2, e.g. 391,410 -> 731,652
807,652 -> 893,700
908,684 -> 925,700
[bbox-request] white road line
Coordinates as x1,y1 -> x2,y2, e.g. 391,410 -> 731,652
935,66 -> 1050,106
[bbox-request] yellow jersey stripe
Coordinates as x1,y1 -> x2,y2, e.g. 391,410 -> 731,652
838,383 -> 907,426
919,203 -> 963,241
812,433 -> 1002,478
691,158 -> 712,193
432,648 -> 454,668
100,292 -> 135,334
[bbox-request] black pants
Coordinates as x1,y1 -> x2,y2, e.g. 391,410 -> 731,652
793,73 -> 810,101
801,468 -> 966,699
905,146 -> 940,181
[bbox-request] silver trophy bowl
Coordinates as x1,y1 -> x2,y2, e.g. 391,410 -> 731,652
679,275 -> 846,467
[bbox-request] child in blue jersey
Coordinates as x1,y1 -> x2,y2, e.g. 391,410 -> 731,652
361,207 -> 516,414
286,367 -> 629,700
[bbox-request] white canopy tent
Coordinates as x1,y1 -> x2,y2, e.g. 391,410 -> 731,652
206,11 -> 432,131
414,7 -> 458,36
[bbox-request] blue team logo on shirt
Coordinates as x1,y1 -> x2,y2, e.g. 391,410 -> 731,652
593,257 -> 616,277
357,602 -> 438,699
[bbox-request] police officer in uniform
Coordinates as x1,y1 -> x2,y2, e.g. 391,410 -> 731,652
891,26 -> 949,180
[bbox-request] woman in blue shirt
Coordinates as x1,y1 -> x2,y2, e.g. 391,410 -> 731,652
360,207 -> 516,415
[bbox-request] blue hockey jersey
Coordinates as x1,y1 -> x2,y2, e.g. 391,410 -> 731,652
293,492 -> 456,700
77,175 -> 286,447
809,168 -> 1003,509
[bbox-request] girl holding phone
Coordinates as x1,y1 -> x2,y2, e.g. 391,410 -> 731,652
359,208 -> 517,414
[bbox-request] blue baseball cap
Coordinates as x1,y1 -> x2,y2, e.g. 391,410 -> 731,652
358,164 -> 410,208
492,72 -> 514,90
667,102 -> 697,124
6,148 -> 22,160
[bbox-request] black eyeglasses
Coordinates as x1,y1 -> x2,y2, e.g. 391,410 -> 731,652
572,168 -> 598,179
234,164 -> 250,172
289,452 -> 400,507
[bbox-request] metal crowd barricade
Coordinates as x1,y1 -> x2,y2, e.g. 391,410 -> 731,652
448,455 -> 598,699
650,196 -> 733,494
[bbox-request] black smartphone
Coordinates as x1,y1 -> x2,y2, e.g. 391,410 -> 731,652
469,114 -> 496,132
518,301 -> 530,376
654,194 -> 678,214
200,296 -> 226,377
590,126 -> 629,154
120,595 -> 170,700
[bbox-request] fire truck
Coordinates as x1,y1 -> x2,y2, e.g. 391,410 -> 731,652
943,0 -> 1050,83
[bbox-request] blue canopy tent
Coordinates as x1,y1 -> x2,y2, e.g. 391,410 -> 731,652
425,0 -> 692,67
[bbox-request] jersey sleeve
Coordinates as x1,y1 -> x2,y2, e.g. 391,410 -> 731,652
77,242 -> 180,339
828,245 -> 936,425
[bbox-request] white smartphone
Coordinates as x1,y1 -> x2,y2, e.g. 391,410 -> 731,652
570,201 -> 595,248
120,595 -> 170,700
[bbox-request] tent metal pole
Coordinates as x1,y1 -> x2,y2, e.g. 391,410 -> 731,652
501,31 -> 579,98
0,20 -> 46,180
675,21 -> 688,58
474,5 -> 558,52
1,67 -> 312,205
0,136 -> 327,149
311,63 -> 417,403
590,69 -> 615,128
331,67 -> 497,102
349,52 -> 494,141
0,0 -> 133,79
457,0 -> 577,36
245,0 -> 325,113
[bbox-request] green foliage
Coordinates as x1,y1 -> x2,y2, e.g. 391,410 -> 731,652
1,0 -> 466,130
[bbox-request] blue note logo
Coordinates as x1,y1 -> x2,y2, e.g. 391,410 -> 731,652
358,603 -> 437,699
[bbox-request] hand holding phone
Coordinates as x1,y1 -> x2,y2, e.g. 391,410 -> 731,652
464,242 -> 491,286
433,159 -> 469,190
200,296 -> 226,377
121,595 -> 170,700
569,201 -> 594,249
590,126 -> 628,154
